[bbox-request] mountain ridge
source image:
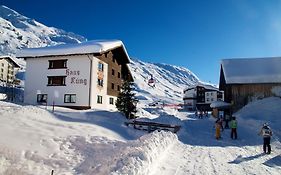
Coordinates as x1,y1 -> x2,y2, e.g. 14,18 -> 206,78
0,5 -> 204,102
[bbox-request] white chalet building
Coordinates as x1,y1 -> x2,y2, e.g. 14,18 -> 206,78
17,40 -> 132,110
183,84 -> 224,111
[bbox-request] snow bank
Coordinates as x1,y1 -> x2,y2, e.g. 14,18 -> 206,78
112,131 -> 178,175
235,97 -> 281,141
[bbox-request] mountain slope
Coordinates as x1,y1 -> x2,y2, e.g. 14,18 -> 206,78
0,5 -> 86,55
129,58 -> 200,104
0,5 -> 202,104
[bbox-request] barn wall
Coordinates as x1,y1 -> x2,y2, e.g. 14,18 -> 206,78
230,83 -> 281,111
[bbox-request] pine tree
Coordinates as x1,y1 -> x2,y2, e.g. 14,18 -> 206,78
116,80 -> 138,119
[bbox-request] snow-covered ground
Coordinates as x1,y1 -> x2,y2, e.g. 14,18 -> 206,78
0,97 -> 280,175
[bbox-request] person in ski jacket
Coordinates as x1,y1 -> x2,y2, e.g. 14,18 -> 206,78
215,119 -> 222,140
230,116 -> 237,139
259,123 -> 273,154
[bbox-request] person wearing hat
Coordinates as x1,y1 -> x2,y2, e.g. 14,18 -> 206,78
259,123 -> 273,154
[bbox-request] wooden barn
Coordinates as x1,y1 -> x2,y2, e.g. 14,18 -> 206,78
219,57 -> 281,112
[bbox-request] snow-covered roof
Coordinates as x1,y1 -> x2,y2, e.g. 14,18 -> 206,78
0,55 -> 20,67
16,40 -> 130,62
184,83 -> 218,92
210,101 -> 231,108
221,57 -> 281,84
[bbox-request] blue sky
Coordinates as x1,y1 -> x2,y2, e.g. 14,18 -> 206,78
2,0 -> 281,84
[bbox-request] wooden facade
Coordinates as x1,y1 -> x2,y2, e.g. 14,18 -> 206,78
95,47 -> 133,97
219,65 -> 281,112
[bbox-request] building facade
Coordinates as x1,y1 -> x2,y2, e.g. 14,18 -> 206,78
219,57 -> 281,112
17,40 -> 132,110
183,84 -> 224,111
0,55 -> 20,84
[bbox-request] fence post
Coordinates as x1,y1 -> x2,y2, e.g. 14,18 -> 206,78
51,169 -> 54,175
52,101 -> 55,112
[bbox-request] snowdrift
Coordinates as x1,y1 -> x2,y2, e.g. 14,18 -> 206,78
235,97 -> 281,141
112,131 -> 178,175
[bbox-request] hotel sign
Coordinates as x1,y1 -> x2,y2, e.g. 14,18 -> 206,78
66,69 -> 87,85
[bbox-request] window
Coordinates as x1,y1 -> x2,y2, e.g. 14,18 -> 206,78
1,63 -> 4,67
98,62 -> 104,71
1,68 -> 3,72
112,69 -> 115,76
48,59 -> 67,69
97,95 -> 103,104
97,78 -> 103,87
117,85 -> 120,91
47,76 -> 66,86
64,94 -> 76,103
37,94 -> 47,103
112,57 -> 115,63
111,83 -> 114,90
109,97 -> 114,105
118,72 -> 121,78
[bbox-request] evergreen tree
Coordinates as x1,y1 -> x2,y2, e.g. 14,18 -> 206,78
116,80 -> 138,119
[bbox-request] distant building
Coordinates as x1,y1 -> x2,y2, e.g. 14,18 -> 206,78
17,40 -> 132,110
183,84 -> 224,111
0,55 -> 20,84
219,57 -> 281,112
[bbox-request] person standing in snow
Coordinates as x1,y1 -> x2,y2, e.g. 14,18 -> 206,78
259,123 -> 273,154
224,114 -> 231,129
215,118 -> 223,139
230,116 -> 237,139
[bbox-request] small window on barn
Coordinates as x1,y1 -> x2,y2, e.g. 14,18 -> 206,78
37,94 -> 47,103
47,76 -> 66,86
98,62 -> 104,72
97,95 -> 103,104
48,60 -> 67,69
64,94 -> 76,103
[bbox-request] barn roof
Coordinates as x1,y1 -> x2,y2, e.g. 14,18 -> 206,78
221,57 -> 281,84
16,40 -> 130,63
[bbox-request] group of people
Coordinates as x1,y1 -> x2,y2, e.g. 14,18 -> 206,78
214,115 -> 273,154
215,115 -> 237,140
195,110 -> 208,119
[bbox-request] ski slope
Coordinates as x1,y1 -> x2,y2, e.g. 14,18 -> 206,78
0,97 -> 280,175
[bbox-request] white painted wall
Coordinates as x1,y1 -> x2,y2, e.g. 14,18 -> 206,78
24,55 -> 91,107
205,91 -> 217,104
107,95 -> 118,111
183,88 -> 196,109
0,59 -> 16,82
90,56 -> 109,110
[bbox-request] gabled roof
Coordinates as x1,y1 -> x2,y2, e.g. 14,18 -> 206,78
184,83 -> 218,92
0,55 -> 20,68
16,40 -> 130,63
221,57 -> 281,84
